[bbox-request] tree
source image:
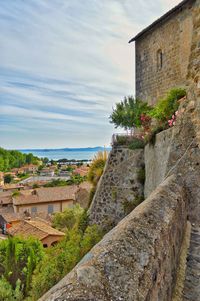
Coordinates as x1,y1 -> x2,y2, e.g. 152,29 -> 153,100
109,96 -> 152,132
30,224 -> 103,300
0,147 -> 40,172
149,88 -> 186,122
52,205 -> 84,232
0,237 -> 44,298
42,157 -> 49,164
26,153 -> 34,164
4,174 -> 12,184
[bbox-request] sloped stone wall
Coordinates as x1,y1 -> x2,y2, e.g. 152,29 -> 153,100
39,175 -> 188,301
144,127 -> 173,197
89,147 -> 144,229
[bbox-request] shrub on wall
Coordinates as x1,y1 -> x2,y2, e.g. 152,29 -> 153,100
128,137 -> 145,150
123,195 -> 144,215
137,168 -> 145,185
149,88 -> 186,122
109,96 -> 152,132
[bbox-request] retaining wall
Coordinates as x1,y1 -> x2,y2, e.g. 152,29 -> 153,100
89,147 -> 144,229
39,175 -> 188,301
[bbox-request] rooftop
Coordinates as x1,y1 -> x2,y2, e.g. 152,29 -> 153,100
12,183 -> 91,206
0,191 -> 13,204
0,212 -> 23,223
7,218 -> 65,240
129,0 -> 194,43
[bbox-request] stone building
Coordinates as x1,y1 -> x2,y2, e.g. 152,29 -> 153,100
129,0 -> 197,104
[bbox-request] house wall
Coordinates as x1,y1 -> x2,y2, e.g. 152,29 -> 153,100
62,200 -> 74,211
14,200 -> 74,214
135,0 -> 195,104
42,235 -> 64,247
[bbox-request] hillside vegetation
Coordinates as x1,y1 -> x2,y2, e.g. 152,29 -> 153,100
0,147 -> 40,172
0,206 -> 103,301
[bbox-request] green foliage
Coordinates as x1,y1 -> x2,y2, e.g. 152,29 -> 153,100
0,147 -> 39,172
66,174 -> 86,185
4,174 -> 13,184
0,237 -> 44,299
123,195 -> 144,215
77,209 -> 89,234
52,205 -> 84,232
0,276 -> 14,301
88,151 -> 108,186
44,179 -> 67,187
149,88 -> 186,121
145,125 -> 166,145
12,191 -> 20,197
137,168 -> 145,185
110,96 -> 152,130
128,138 -> 145,150
32,184 -> 39,189
66,166 -> 74,172
88,186 -> 96,208
0,277 -> 23,301
30,223 -> 103,300
115,135 -> 129,145
111,188 -> 117,202
42,157 -> 49,164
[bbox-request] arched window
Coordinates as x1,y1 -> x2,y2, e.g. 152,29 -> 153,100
157,49 -> 163,70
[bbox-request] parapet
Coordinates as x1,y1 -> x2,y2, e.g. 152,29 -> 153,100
39,175 -> 188,301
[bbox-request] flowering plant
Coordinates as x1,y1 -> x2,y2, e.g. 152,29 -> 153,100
168,111 -> 179,127
140,113 -> 152,131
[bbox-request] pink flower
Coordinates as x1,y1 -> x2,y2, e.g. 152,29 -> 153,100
175,111 -> 179,116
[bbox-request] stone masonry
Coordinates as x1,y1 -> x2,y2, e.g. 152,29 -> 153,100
130,0 -> 196,105
40,1 -> 200,300
39,175 -> 188,301
89,147 -> 144,230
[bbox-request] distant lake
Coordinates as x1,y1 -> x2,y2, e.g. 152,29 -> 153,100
20,147 -> 111,161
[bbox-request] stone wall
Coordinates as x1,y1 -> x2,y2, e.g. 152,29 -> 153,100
89,147 -> 144,229
144,127 -> 173,197
39,175 -> 188,301
144,96 -> 200,224
135,0 -> 195,104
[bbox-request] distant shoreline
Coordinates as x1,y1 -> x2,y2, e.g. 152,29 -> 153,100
19,147 -> 111,161
18,146 -> 111,152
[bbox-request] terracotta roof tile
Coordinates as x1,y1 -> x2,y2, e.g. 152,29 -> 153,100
7,219 -> 65,240
0,212 -> 23,223
0,191 -> 13,204
13,184 -> 91,206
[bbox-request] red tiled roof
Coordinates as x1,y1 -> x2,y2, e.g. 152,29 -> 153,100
12,183 -> 92,206
7,219 -> 65,240
0,212 -> 23,223
13,186 -> 77,205
0,191 -> 13,204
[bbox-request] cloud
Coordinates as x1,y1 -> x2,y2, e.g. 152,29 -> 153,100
0,0 -> 180,148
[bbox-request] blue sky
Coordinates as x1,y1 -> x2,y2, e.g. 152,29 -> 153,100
0,0 -> 180,149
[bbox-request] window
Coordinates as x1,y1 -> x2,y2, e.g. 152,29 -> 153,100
48,204 -> 54,214
157,49 -> 163,70
31,207 -> 37,214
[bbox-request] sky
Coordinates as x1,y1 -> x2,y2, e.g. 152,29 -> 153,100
0,0 -> 181,149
